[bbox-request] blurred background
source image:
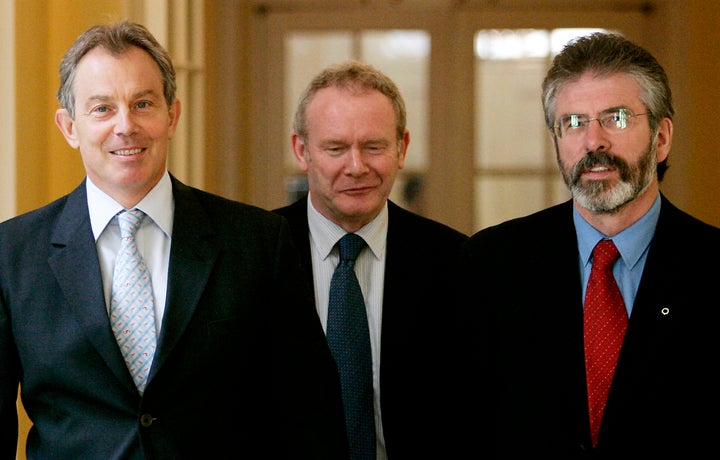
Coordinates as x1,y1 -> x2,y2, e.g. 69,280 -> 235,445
3,0 -> 720,236
4,1 -> 720,456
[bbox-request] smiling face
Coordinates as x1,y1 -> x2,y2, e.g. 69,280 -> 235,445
55,46 -> 181,208
292,86 -> 408,232
553,72 -> 671,216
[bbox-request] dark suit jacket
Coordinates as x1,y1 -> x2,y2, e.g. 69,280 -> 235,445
0,176 -> 348,459
274,197 -> 469,459
456,194 -> 720,458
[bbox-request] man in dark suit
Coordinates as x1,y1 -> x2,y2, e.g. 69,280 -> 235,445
0,21 -> 347,459
456,32 -> 720,458
274,60 -> 468,459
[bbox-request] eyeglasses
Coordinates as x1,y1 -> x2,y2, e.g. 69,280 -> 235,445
552,108 -> 646,139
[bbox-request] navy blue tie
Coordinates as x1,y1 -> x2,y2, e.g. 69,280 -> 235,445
327,233 -> 376,460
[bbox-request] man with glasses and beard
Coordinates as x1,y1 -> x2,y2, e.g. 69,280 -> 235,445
454,32 -> 720,458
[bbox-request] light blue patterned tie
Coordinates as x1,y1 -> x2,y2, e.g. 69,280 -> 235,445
327,233 -> 376,460
110,209 -> 157,394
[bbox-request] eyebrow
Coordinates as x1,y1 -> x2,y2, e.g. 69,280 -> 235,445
84,89 -> 160,104
318,138 -> 391,148
560,106 -> 628,117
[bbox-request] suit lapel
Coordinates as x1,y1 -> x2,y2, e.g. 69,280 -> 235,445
151,178 -> 218,376
47,184 -> 134,389
46,178 -> 221,391
380,203 -> 411,349
610,196 -> 680,394
278,197 -> 315,303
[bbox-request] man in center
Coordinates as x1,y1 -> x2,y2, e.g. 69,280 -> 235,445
274,60 -> 468,459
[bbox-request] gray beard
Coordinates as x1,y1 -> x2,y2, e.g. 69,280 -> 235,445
561,142 -> 657,214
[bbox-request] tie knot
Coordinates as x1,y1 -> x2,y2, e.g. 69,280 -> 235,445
117,209 -> 146,239
592,239 -> 620,271
338,233 -> 366,262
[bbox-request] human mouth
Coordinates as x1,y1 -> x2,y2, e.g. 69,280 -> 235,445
587,165 -> 611,173
576,152 -> 618,177
343,185 -> 373,195
112,148 -> 144,156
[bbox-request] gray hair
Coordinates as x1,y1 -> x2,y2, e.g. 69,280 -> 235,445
542,32 -> 673,179
293,60 -> 407,142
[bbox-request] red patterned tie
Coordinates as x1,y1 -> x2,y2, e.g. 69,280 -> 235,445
584,239 -> 627,447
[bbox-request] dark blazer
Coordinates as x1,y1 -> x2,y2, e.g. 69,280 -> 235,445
456,194 -> 720,458
274,197 -> 469,459
0,176 -> 348,459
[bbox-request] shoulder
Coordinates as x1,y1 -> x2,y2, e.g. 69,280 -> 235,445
0,185 -> 81,240
387,200 -> 468,244
472,199 -> 573,236
171,179 -> 289,236
655,194 -> 720,248
272,197 -> 307,223
658,194 -> 720,232
465,200 -> 575,254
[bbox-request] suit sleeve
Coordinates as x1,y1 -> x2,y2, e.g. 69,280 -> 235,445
0,228 -> 21,459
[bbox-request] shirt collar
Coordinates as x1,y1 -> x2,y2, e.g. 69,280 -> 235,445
87,171 -> 174,241
306,192 -> 388,261
575,193 -> 660,270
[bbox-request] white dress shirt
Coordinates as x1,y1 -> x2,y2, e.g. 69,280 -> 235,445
89,171 -> 174,334
306,193 -> 388,460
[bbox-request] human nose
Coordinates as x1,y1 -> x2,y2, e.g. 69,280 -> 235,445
345,146 -> 369,175
113,108 -> 139,136
583,118 -> 610,151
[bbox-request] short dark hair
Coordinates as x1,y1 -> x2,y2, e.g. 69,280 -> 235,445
57,20 -> 176,119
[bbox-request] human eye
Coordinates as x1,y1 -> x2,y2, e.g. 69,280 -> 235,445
560,114 -> 587,132
602,109 -> 629,130
131,90 -> 163,113
86,104 -> 115,119
365,145 -> 386,155
362,140 -> 393,155
134,100 -> 159,113
323,145 -> 347,157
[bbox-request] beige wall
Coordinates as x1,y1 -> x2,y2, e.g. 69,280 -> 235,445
640,1 -> 720,227
675,2 -> 720,226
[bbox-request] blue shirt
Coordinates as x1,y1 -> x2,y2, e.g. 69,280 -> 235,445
574,194 -> 660,317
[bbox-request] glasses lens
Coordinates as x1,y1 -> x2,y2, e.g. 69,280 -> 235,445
555,114 -> 583,138
556,109 -> 643,138
605,109 -> 629,130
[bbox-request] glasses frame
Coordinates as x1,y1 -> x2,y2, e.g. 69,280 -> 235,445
552,108 -> 646,139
